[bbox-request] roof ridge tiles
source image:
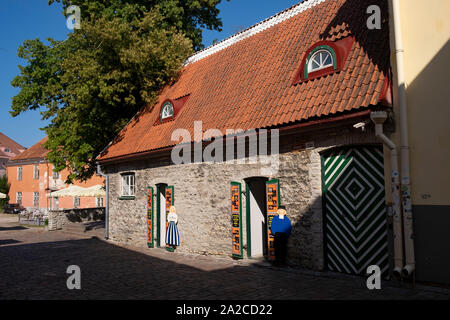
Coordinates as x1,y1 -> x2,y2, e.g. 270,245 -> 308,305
184,0 -> 328,66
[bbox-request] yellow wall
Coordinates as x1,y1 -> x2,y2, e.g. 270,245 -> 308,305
389,0 -> 450,205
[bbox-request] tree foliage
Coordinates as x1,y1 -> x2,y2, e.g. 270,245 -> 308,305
11,0 -> 225,182
0,175 -> 10,208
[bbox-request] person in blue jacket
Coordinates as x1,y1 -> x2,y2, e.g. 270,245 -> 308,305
270,206 -> 292,266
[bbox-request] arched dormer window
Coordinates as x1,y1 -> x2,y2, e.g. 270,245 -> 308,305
307,48 -> 335,73
293,37 -> 355,84
304,45 -> 337,79
153,94 -> 190,126
160,101 -> 174,121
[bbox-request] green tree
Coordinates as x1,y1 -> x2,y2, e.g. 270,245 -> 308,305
0,175 -> 10,209
11,0 -> 226,182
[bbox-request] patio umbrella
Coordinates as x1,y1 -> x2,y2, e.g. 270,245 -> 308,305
76,185 -> 105,197
46,185 -> 105,198
0,192 -> 6,199
46,185 -> 85,198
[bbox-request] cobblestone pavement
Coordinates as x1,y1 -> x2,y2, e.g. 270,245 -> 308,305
1,214 -> 449,300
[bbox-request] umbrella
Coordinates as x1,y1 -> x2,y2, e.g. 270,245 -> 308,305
46,185 -> 105,198
0,192 -> 6,199
76,185 -> 105,197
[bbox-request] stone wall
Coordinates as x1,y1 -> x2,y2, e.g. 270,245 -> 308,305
105,125 -> 380,270
48,207 -> 105,231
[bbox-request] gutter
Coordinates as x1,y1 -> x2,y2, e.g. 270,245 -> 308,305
390,0 -> 415,278
96,164 -> 109,240
370,111 -> 403,279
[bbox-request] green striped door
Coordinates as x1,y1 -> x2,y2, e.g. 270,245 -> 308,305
322,146 -> 389,276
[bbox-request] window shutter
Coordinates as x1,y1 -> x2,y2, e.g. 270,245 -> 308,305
231,182 -> 243,259
165,186 -> 174,226
164,186 -> 175,250
147,187 -> 154,248
266,179 -> 281,261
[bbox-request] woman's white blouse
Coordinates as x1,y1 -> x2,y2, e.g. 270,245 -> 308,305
168,212 -> 178,223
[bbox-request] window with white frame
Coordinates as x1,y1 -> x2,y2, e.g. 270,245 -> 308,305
73,196 -> 80,208
96,197 -> 104,207
16,192 -> 22,204
53,197 -> 59,210
52,169 -> 59,179
121,173 -> 135,196
33,165 -> 39,179
33,192 -> 39,207
17,167 -> 22,181
160,101 -> 174,121
307,49 -> 334,73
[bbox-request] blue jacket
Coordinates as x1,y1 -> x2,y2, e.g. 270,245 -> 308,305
270,215 -> 292,236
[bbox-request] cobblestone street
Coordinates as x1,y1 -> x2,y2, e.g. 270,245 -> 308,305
0,214 -> 449,300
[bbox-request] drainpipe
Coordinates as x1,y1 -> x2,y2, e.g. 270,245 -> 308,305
370,111 -> 403,278
97,164 -> 109,239
390,0 -> 415,278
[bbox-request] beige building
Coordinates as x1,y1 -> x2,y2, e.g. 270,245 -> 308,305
387,0 -> 450,284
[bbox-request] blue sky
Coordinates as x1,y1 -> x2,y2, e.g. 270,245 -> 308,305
0,0 -> 300,148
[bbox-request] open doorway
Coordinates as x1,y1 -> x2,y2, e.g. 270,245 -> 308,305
245,177 -> 268,258
156,184 -> 167,247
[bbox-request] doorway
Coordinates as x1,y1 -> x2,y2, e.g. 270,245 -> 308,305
156,184 -> 167,247
322,146 -> 389,276
245,177 -> 268,258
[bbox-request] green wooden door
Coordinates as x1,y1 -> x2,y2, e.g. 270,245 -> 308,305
322,146 -> 389,276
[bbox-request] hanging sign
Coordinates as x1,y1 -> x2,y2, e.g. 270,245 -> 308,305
147,187 -> 154,248
231,182 -> 243,259
266,179 -> 280,261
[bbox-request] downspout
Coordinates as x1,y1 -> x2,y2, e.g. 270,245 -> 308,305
97,164 -> 109,240
390,0 -> 415,278
370,111 -> 403,278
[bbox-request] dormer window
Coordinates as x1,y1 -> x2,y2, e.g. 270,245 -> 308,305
308,49 -> 334,73
304,45 -> 337,79
153,95 -> 190,126
293,37 -> 355,84
160,101 -> 174,121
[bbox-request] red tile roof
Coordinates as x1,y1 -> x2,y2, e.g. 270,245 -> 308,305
0,132 -> 26,157
98,0 -> 391,162
9,137 -> 49,161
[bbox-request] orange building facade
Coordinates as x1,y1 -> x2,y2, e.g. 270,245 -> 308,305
6,137 -> 105,210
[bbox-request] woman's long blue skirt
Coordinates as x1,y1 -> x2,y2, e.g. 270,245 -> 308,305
166,221 -> 180,246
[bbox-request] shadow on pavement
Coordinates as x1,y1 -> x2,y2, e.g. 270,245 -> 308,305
0,237 -> 449,300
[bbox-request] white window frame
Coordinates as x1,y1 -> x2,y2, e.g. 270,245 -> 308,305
52,169 -> 59,180
33,192 -> 39,207
121,173 -> 135,196
33,165 -> 39,180
161,102 -> 174,120
53,197 -> 59,210
16,192 -> 22,205
17,167 -> 22,181
308,49 -> 333,73
73,196 -> 80,208
96,197 -> 104,207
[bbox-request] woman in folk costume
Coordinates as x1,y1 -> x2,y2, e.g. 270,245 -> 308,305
166,205 -> 180,249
